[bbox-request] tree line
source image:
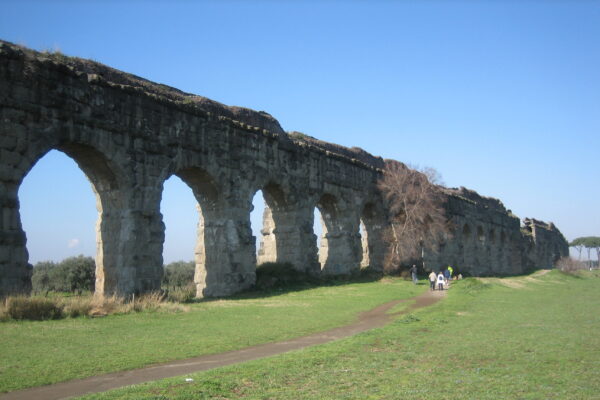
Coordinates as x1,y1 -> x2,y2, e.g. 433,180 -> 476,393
569,237 -> 600,268
31,257 -> 195,295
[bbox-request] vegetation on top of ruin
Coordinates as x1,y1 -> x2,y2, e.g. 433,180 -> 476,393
289,131 -> 385,169
443,186 -> 508,213
2,39 -> 391,171
0,40 -> 285,136
2,39 -> 555,216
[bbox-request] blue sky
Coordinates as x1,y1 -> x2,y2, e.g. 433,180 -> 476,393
2,0 -> 599,263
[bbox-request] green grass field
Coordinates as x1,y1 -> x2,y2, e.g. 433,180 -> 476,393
0,278 -> 422,393
78,270 -> 600,400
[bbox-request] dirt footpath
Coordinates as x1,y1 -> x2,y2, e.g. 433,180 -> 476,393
1,289 -> 445,400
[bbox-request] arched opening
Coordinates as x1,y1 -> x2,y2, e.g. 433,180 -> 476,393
251,182 -> 291,266
19,149 -> 97,294
167,167 -> 220,297
489,229 -> 496,244
359,203 -> 380,269
359,220 -> 369,268
314,206 -> 323,255
251,182 -> 306,271
462,224 -> 472,239
460,223 -> 472,272
160,175 -> 199,291
315,194 -> 338,271
477,226 -> 485,244
20,150 -> 97,264
251,189 -> 271,262
18,144 -> 120,296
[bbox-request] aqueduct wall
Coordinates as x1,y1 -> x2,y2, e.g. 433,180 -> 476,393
0,41 -> 568,297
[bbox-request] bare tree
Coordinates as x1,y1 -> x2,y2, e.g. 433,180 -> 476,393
377,160 -> 451,273
555,256 -> 587,273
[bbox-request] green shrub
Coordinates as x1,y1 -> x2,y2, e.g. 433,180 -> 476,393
4,296 -> 64,320
31,256 -> 95,294
166,284 -> 196,303
162,261 -> 195,288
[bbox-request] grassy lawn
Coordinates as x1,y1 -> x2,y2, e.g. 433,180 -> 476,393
0,277 -> 423,393
80,270 -> 600,399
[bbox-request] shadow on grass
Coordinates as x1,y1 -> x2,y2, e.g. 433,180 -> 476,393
197,264 -> 388,303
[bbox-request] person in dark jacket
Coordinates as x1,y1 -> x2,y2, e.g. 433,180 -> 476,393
411,265 -> 418,284
443,268 -> 451,285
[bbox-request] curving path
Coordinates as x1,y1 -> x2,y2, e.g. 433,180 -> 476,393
1,289 -> 446,400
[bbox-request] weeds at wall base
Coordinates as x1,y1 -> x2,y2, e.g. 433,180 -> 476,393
0,292 -> 188,322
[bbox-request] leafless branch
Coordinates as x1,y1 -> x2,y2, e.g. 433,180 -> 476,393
378,160 -> 451,272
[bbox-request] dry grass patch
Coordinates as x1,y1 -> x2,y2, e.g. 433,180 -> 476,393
1,292 -> 190,321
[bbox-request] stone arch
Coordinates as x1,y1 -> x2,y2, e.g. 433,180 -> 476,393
315,194 -> 339,270
489,229 -> 496,244
10,142 -> 126,296
459,223 -> 474,274
254,181 -> 292,266
254,181 -> 319,275
166,167 -> 222,298
314,193 -> 362,275
176,167 -> 220,210
462,224 -> 472,239
358,202 -> 385,271
57,144 -> 128,296
477,226 -> 485,244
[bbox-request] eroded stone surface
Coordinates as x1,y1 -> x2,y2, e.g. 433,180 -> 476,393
0,40 -> 568,297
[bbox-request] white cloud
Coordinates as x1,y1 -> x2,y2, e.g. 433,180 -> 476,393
68,238 -> 80,248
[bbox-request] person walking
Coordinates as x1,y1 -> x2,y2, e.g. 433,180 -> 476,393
428,270 -> 437,291
443,268 -> 450,286
437,271 -> 445,291
411,264 -> 418,285
447,265 -> 453,280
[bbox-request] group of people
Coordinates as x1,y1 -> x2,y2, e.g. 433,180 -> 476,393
428,266 -> 454,291
410,264 -> 461,291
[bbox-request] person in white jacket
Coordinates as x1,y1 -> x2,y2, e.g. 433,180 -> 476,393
437,272 -> 445,291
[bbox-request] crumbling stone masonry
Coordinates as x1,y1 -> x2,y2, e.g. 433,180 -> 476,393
0,41 -> 568,297
422,188 -> 569,277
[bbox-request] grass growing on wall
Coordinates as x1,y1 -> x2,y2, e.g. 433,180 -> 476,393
81,270 -> 600,400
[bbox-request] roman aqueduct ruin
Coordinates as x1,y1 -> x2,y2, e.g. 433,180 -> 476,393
0,41 -> 568,298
